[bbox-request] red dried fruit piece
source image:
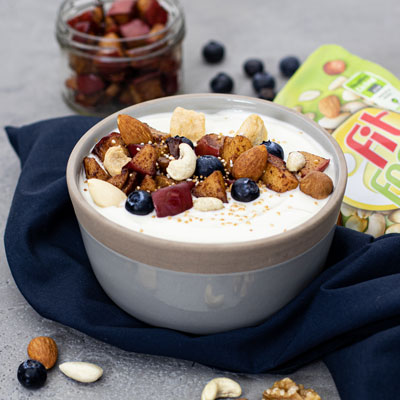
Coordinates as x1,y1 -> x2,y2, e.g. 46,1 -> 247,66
126,144 -> 158,176
108,0 -> 137,25
165,136 -> 181,158
298,151 -> 330,177
195,134 -> 225,157
138,0 -> 168,26
76,74 -> 105,95
92,132 -> 126,161
120,19 -> 150,38
151,182 -> 193,217
127,143 -> 144,156
67,10 -> 93,29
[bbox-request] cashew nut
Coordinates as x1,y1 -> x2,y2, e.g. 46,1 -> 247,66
103,145 -> 131,177
236,114 -> 268,145
166,143 -> 196,181
201,377 -> 242,400
193,197 -> 224,212
286,151 -> 306,172
87,178 -> 127,207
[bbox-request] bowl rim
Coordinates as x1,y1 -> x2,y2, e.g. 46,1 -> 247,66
67,93 -> 347,274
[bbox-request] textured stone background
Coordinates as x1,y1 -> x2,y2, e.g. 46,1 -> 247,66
1,0 -> 400,398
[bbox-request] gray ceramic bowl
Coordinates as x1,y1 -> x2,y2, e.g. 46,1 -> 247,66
66,94 -> 347,334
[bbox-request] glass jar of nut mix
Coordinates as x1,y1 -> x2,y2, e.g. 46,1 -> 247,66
56,0 -> 185,116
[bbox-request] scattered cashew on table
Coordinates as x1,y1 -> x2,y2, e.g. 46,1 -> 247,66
201,377 -> 242,400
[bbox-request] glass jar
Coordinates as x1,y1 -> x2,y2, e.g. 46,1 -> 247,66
56,0 -> 185,116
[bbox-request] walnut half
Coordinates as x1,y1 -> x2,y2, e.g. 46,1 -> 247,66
262,377 -> 321,400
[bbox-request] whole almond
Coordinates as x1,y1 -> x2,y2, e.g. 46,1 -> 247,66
318,95 -> 341,118
232,145 -> 268,181
117,114 -> 152,145
27,336 -> 58,369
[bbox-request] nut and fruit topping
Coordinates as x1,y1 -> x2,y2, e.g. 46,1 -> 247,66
59,361 -> 103,383
82,108 -> 334,239
263,377 -> 321,400
17,360 -> 47,389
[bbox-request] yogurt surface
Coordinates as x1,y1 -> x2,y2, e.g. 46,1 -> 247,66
80,110 -> 335,243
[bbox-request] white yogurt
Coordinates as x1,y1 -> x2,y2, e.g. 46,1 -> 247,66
80,110 -> 335,243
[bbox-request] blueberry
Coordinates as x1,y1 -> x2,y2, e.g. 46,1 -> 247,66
202,41 -> 225,63
252,72 -> 275,92
17,360 -> 47,389
195,155 -> 224,178
231,178 -> 260,202
258,87 -> 276,101
243,59 -> 264,77
125,190 -> 154,215
262,140 -> 284,159
279,56 -> 300,77
174,135 -> 194,149
210,72 -> 234,93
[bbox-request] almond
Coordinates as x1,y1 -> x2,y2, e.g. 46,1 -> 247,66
27,336 -> 58,369
232,145 -> 268,181
318,95 -> 341,118
117,114 -> 153,145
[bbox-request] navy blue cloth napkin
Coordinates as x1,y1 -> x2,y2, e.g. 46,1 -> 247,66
4,116 -> 400,399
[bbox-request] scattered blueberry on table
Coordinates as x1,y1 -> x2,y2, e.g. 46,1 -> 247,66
202,40 -> 225,63
279,56 -> 301,77
210,72 -> 234,93
195,155 -> 224,178
262,140 -> 284,159
252,72 -> 276,92
243,58 -> 264,77
17,360 -> 47,389
231,178 -> 260,202
125,190 -> 154,215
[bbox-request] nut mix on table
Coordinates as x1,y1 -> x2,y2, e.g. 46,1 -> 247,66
83,106 -> 333,218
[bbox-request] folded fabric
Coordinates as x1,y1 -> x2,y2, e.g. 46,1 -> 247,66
4,116 -> 400,400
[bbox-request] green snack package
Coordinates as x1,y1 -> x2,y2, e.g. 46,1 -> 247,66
275,44 -> 400,236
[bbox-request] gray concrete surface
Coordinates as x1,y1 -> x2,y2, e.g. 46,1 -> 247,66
1,0 -> 399,398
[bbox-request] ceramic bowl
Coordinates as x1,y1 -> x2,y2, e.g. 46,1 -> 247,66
66,94 -> 347,334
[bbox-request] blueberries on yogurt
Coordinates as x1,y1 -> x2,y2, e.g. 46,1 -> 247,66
202,40 -> 225,63
195,155 -> 224,178
231,178 -> 260,202
210,72 -> 234,93
17,360 -> 47,389
262,140 -> 284,159
125,190 -> 154,215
